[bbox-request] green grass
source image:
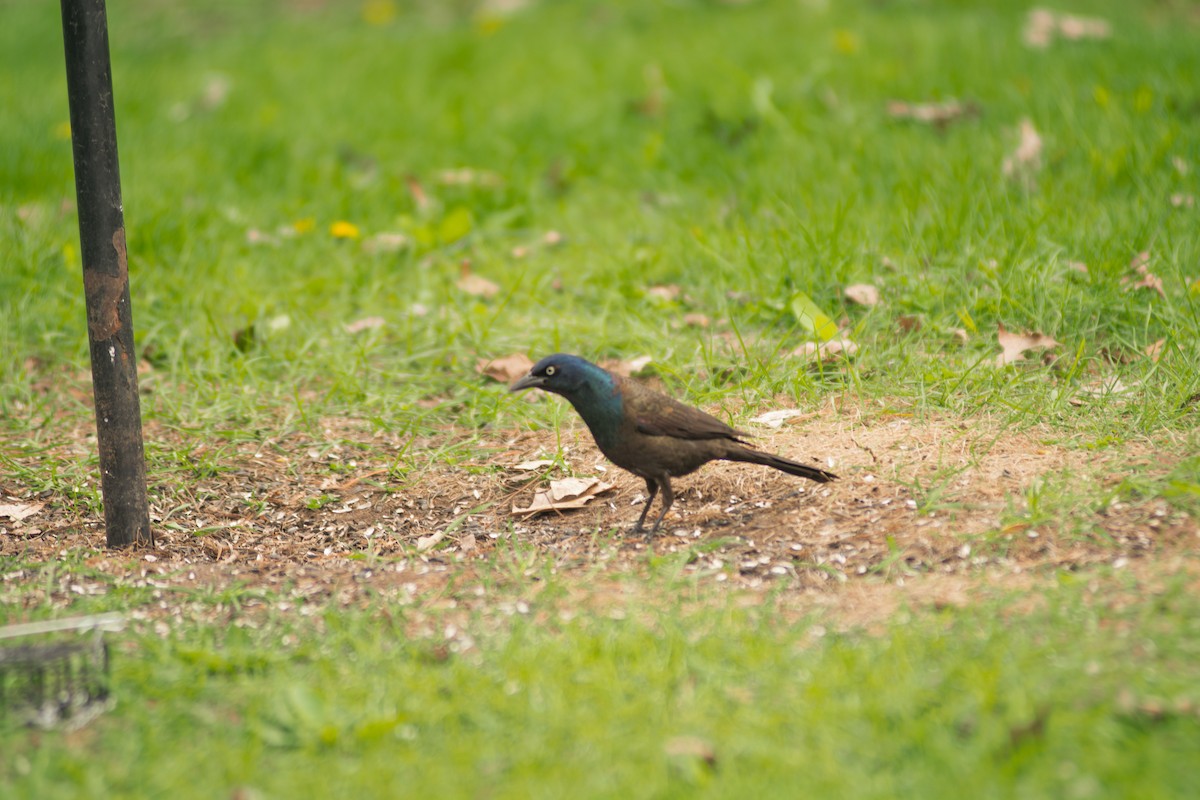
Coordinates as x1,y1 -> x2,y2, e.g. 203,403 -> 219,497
4,566 -> 1200,798
3,0 -> 1200,796
2,0 -> 1198,438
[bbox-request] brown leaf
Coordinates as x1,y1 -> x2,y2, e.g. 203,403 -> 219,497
0,502 -> 44,521
604,355 -> 654,377
511,477 -> 614,516
511,459 -> 555,471
1067,261 -> 1088,274
897,315 -> 922,333
646,284 -> 681,302
1003,119 -> 1043,181
664,735 -> 717,767
682,313 -> 710,328
343,316 -> 386,334
996,324 -> 1059,366
457,267 -> 501,299
843,283 -> 880,306
789,338 -> 858,362
886,99 -> 978,129
1024,8 -> 1110,48
749,409 -> 808,428
477,353 -> 534,384
1144,339 -> 1165,362
1120,254 -> 1165,297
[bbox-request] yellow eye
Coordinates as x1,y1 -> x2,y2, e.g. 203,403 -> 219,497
545,366 -> 557,376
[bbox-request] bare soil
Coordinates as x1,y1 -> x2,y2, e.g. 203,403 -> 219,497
3,404 -> 1197,628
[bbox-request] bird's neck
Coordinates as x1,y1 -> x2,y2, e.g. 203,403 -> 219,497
565,370 -> 624,450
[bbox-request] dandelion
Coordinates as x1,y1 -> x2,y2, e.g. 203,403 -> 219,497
330,220 -> 360,239
292,217 -> 316,234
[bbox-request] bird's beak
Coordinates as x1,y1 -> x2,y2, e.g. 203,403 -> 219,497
509,372 -> 544,393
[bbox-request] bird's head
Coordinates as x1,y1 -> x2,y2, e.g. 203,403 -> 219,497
509,354 -> 610,400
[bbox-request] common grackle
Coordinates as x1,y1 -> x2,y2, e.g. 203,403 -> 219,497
510,354 -> 837,533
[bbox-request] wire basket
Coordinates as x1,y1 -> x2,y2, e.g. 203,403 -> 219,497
0,613 -> 123,729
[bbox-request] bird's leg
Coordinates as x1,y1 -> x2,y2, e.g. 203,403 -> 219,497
647,478 -> 674,535
633,478 -> 658,532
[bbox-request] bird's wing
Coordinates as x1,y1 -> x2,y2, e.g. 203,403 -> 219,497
625,382 -> 749,441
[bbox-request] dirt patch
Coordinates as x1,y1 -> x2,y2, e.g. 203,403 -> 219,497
2,406 -> 1197,626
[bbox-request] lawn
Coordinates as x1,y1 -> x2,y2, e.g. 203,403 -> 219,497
2,0 -> 1199,796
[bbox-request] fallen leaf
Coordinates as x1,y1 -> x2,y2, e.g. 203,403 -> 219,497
0,502 -> 44,521
362,232 -> 409,254
843,283 -> 880,306
511,477 -> 614,516
683,313 -> 710,328
664,736 -> 717,767
417,529 -> 448,552
750,409 -> 808,428
789,338 -> 858,362
897,315 -> 922,333
604,355 -> 654,377
1077,376 -> 1138,398
1003,118 -> 1043,182
647,284 -> 681,302
1144,339 -> 1165,362
996,324 -> 1059,366
477,353 -> 534,384
1170,194 -> 1195,208
512,459 -> 555,471
886,99 -> 978,129
1024,8 -> 1110,48
1120,254 -> 1165,297
1067,261 -> 1089,274
951,328 -> 969,343
344,316 -> 385,334
457,263 -> 501,298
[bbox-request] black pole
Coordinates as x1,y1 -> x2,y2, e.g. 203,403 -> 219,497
60,0 -> 152,548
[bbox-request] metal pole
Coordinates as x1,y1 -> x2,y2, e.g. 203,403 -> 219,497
60,0 -> 153,548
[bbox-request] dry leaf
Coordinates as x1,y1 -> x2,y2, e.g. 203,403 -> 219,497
604,355 -> 654,377
0,502 -> 44,521
1024,8 -> 1110,48
750,409 -> 808,428
646,285 -> 681,302
343,316 -> 385,334
789,338 -> 858,362
1067,261 -> 1089,274
952,328 -> 969,343
1121,254 -> 1165,297
683,313 -> 710,328
996,324 -> 1059,366
1170,194 -> 1195,208
1003,118 -> 1043,181
897,315 -> 922,333
457,263 -> 501,298
417,529 -> 448,552
886,99 -> 978,129
844,283 -> 880,306
512,459 -> 555,471
664,736 -> 717,767
363,232 -> 410,254
1144,339 -> 1165,362
511,477 -> 614,516
477,353 -> 534,384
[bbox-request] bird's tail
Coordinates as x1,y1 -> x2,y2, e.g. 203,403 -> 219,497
725,446 -> 838,483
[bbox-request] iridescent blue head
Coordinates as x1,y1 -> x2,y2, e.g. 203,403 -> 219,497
508,353 -> 614,400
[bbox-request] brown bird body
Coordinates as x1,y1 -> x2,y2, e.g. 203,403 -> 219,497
510,354 -> 836,533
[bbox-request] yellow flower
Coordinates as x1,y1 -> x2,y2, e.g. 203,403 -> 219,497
361,0 -> 396,26
330,221 -> 360,239
292,217 -> 316,234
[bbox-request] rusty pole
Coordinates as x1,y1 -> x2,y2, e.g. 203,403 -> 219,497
60,0 -> 153,548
